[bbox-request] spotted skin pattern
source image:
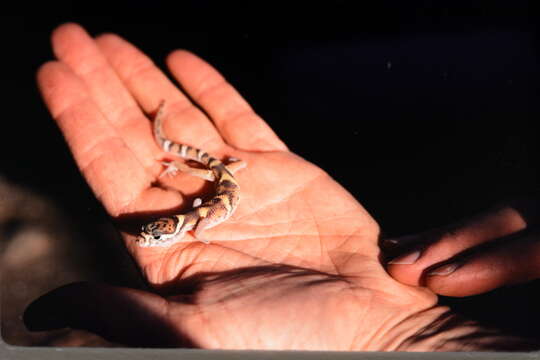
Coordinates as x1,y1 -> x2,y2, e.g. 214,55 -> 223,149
137,101 -> 246,247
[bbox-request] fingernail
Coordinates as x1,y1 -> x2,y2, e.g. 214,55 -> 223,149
381,239 -> 399,249
427,262 -> 461,276
387,249 -> 421,265
382,234 -> 425,250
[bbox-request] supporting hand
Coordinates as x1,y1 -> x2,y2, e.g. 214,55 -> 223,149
25,23 -> 538,351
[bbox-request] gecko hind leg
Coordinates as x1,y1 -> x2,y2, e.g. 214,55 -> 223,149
161,158 -> 245,179
225,159 -> 247,174
160,160 -> 216,181
192,216 -> 218,244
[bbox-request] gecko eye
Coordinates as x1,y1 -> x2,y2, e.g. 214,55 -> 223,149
153,235 -> 161,240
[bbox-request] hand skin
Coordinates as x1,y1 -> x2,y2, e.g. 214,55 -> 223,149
24,23 -> 538,351
385,198 -> 540,297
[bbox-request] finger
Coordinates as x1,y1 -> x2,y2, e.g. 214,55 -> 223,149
167,50 -> 288,152
95,33 -> 225,152
425,230 -> 540,297
37,61 -> 153,215
386,206 -> 527,286
23,282 -> 193,347
51,23 -> 160,171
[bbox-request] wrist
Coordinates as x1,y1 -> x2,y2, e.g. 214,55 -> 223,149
383,306 -> 538,351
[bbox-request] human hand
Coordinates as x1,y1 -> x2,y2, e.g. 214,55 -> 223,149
385,197 -> 540,297
24,23 -> 536,351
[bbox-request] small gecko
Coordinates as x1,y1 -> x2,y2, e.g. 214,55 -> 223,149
137,101 -> 246,247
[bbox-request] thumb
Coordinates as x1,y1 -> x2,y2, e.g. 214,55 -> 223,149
23,282 -> 194,347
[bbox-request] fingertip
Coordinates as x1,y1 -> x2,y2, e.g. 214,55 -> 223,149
94,32 -> 119,41
94,32 -> 125,48
36,60 -> 62,85
386,262 -> 425,287
385,247 -> 426,286
387,259 -> 473,297
51,22 -> 83,37
51,22 -> 102,67
35,60 -> 86,120
166,50 -> 214,79
167,49 -> 198,63
51,22 -> 87,48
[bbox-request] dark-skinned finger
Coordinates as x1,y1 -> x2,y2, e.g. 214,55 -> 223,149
425,229 -> 540,297
385,206 -> 527,286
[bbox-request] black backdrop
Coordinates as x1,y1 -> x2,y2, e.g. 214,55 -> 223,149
14,5 -> 539,234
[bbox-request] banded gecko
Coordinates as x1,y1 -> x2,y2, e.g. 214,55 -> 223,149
137,101 -> 246,247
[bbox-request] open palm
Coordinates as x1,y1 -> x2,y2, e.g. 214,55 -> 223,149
27,23 -> 481,350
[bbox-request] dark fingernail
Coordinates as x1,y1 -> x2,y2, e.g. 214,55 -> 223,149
381,234 -> 425,250
427,262 -> 461,276
381,238 -> 399,249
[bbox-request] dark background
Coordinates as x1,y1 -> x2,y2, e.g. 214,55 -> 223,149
13,4 -> 540,234
2,1 -> 539,345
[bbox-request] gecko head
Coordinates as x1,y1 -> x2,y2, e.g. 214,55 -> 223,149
136,216 -> 184,247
